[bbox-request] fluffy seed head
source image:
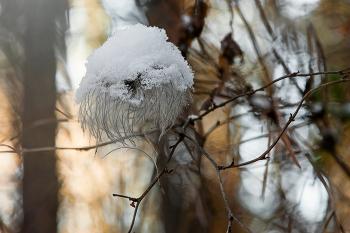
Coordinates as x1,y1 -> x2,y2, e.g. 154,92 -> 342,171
76,24 -> 194,145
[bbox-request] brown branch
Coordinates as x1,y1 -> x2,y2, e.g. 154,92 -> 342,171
2,70 -> 349,156
183,133 -> 252,233
232,121 -> 309,148
55,107 -> 73,119
226,0 -> 234,33
330,151 -> 350,179
261,126 -> 272,201
112,194 -> 138,202
308,22 -> 328,85
253,0 -> 304,94
219,77 -> 350,169
322,211 -> 334,233
0,143 -> 15,151
234,0 -> 272,92
112,137 -> 183,233
204,112 -> 250,138
305,154 -> 345,233
0,128 -> 160,154
193,69 -> 350,123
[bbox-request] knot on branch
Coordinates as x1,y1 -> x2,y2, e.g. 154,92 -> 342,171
165,168 -> 175,174
291,71 -> 300,77
229,214 -> 234,221
177,133 -> 185,141
289,113 -> 295,121
218,158 -> 235,170
112,194 -> 138,203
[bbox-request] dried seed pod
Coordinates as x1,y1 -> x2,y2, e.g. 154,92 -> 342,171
76,24 -> 194,145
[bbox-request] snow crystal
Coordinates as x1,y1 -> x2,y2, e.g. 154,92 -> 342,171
76,23 -> 194,105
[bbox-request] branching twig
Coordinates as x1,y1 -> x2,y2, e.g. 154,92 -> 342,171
113,137 -> 183,233
183,133 -> 252,233
2,69 -> 349,233
253,0 -> 304,94
234,0 -> 272,91
3,70 -> 348,156
194,69 -> 350,124
220,77 -> 350,169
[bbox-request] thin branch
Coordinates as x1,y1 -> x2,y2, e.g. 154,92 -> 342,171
305,154 -> 345,233
2,70 -> 349,155
226,0 -> 234,33
113,137 -> 183,233
204,112 -> 249,138
322,211 -> 334,233
253,0 -> 304,94
220,77 -> 350,169
55,107 -> 73,119
194,69 -> 350,122
234,0 -> 271,91
0,144 -> 15,151
261,128 -> 272,201
329,151 -> 350,179
0,128 -> 160,154
233,121 -> 309,148
112,194 -> 138,202
183,133 -> 252,233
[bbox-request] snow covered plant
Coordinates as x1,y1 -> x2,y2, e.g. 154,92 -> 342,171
75,24 -> 194,145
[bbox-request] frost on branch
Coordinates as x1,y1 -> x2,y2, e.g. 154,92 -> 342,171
76,24 -> 194,145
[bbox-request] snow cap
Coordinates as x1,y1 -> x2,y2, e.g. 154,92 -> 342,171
76,23 -> 194,105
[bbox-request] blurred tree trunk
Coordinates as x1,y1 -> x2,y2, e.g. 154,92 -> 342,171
20,0 -> 67,232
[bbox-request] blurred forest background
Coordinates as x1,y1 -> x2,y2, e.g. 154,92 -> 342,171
0,0 -> 350,232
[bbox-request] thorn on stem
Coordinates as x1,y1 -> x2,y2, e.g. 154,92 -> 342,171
130,202 -> 135,208
291,72 -> 298,77
230,158 -> 234,166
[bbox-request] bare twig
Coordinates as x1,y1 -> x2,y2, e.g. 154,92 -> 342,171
219,77 -> 350,169
226,0 -> 234,33
0,144 -> 15,151
113,137 -> 183,233
194,69 -> 350,123
3,70 -> 348,155
261,127 -> 272,201
305,154 -> 345,233
204,112 -> 249,138
0,128 -> 160,154
329,152 -> 350,179
234,0 -> 272,92
55,107 -> 73,119
183,133 -> 252,233
253,0 -> 304,94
